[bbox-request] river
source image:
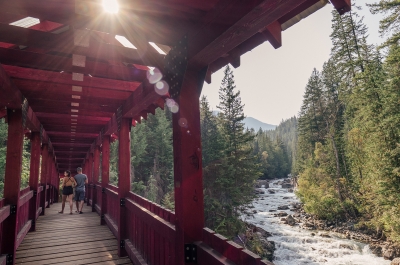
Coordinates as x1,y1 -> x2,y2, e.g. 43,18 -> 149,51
243,179 -> 390,265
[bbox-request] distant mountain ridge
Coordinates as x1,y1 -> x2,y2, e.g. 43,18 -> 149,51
212,111 -> 276,131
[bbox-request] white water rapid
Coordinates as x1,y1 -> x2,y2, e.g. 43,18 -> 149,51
243,179 -> 390,265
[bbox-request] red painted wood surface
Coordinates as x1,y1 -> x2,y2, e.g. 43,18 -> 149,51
40,145 -> 49,216
0,64 -> 23,109
0,199 -> 9,255
105,185 -> 119,226
95,184 -> 102,214
86,153 -> 93,206
172,70 -> 204,264
117,118 -> 131,257
92,146 -> 100,212
1,109 -> 24,263
28,132 -> 41,229
101,135 -> 110,225
125,193 -> 176,265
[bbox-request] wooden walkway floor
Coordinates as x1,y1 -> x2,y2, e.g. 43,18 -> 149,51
15,203 -> 133,265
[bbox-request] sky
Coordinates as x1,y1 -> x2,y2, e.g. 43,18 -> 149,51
200,1 -> 384,126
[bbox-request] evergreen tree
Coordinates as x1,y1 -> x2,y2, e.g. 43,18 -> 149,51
203,65 -> 261,237
368,0 -> 400,47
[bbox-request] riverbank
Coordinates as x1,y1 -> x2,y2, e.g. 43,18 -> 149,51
244,178 -> 391,264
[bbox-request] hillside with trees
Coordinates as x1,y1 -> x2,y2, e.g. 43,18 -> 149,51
295,2 -> 400,242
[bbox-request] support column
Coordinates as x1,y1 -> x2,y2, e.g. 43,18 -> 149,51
172,70 -> 205,265
49,157 -> 54,205
87,153 -> 93,206
92,146 -> 100,212
39,144 -> 48,215
1,109 -> 24,263
117,118 -> 131,257
46,152 -> 52,208
28,132 -> 41,231
101,135 -> 110,225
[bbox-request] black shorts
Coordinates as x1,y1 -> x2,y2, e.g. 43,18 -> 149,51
62,186 -> 73,196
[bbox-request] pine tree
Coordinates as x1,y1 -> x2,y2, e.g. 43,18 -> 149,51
368,0 -> 400,47
203,65 -> 261,237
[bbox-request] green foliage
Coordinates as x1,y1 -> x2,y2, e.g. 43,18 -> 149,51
296,4 -> 400,242
202,66 -> 262,238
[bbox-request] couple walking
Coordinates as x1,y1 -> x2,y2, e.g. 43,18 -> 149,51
59,167 -> 88,214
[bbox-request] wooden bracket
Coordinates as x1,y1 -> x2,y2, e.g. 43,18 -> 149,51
261,21 -> 282,49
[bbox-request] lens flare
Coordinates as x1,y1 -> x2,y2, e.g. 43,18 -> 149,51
178,118 -> 187,127
146,67 -> 163,84
103,0 -> 119,13
154,81 -> 169,95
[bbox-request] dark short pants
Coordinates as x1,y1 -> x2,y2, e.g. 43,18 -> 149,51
75,190 -> 85,201
62,186 -> 73,196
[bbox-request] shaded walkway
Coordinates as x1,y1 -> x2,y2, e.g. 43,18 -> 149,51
15,204 -> 132,265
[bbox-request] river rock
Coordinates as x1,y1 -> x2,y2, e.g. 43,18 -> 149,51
384,248 -> 396,260
391,258 -> 400,265
286,215 -> 296,226
277,205 -> 289,210
268,189 -> 276,194
288,188 -> 294,192
277,212 -> 288,217
281,183 -> 293,188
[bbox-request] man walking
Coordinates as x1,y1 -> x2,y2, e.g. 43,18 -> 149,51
74,167 -> 88,214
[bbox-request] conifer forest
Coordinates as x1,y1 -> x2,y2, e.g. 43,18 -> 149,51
0,0 -> 399,245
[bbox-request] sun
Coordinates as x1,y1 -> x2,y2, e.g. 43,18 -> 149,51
102,0 -> 119,14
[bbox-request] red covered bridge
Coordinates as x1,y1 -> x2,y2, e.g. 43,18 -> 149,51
0,0 -> 350,264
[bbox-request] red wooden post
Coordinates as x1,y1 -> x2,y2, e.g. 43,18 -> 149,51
92,146 -> 100,212
28,132 -> 41,231
39,144 -> 48,215
101,135 -> 110,225
0,109 -> 24,263
118,118 -> 131,256
172,70 -> 205,265
87,153 -> 93,206
46,152 -> 52,208
49,157 -> 55,204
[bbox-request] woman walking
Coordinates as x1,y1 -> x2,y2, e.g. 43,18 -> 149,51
59,170 -> 77,214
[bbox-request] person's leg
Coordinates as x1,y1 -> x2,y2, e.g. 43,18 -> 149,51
75,191 -> 79,212
68,194 -> 73,214
59,195 -> 66,213
79,191 -> 85,213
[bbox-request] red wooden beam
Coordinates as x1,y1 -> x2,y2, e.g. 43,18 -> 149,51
3,65 -> 141,92
261,21 -> 282,49
0,64 -> 23,109
0,47 -> 147,81
331,0 -> 351,15
0,23 -> 165,67
35,112 -> 110,122
188,0 -> 311,69
14,79 -> 133,101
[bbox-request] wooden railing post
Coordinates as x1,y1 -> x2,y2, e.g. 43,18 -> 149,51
92,146 -> 100,212
87,153 -> 93,206
117,118 -> 131,257
101,135 -> 110,225
0,109 -> 24,264
46,152 -> 52,208
172,70 -> 205,265
40,143 -> 48,215
28,132 -> 41,231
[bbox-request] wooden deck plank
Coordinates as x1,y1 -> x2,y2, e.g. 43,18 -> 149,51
16,204 -> 133,265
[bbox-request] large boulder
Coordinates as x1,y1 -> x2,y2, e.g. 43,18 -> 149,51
391,258 -> 400,265
286,215 -> 296,226
277,205 -> 289,210
384,248 -> 396,260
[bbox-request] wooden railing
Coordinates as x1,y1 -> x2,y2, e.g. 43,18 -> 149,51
84,183 -> 266,265
0,198 -> 9,259
0,182 -> 54,263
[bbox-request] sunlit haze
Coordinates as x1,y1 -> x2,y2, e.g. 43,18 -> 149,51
201,1 -> 383,126
103,0 -> 119,13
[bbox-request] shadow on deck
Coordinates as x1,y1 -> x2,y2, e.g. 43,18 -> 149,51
15,203 -> 132,265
